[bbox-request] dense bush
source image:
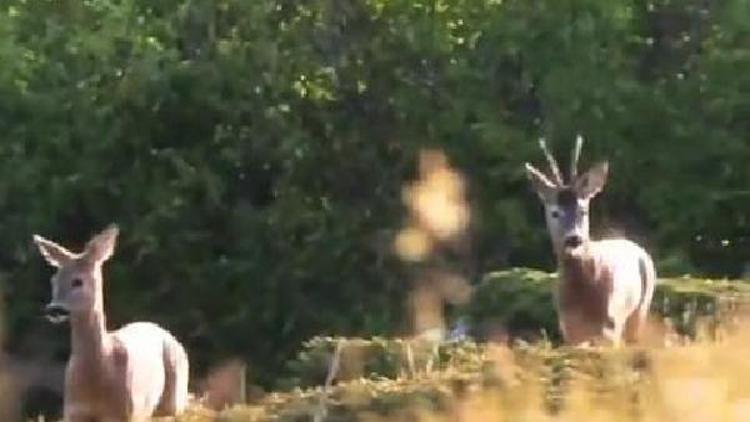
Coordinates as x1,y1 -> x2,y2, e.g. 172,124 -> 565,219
466,268 -> 560,342
279,336 -> 486,389
276,269 -> 749,391
1,0 -> 749,386
467,268 -> 750,342
180,339 -> 748,421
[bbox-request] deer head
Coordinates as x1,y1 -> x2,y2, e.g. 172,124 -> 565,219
33,225 -> 119,323
524,136 -> 609,258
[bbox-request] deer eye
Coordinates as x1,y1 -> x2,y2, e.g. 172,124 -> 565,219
71,279 -> 83,288
550,210 -> 560,219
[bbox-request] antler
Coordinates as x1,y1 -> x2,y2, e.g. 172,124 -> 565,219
537,138 -> 564,185
570,134 -> 583,181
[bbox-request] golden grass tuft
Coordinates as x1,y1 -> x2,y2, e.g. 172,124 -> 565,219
166,317 -> 750,421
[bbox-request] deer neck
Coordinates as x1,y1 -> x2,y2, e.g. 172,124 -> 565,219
69,303 -> 109,363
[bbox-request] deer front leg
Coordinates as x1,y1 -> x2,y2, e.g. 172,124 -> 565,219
600,285 -> 633,346
64,381 -> 98,422
624,307 -> 649,344
155,336 -> 190,416
64,404 -> 97,422
558,309 -> 593,346
600,318 -> 624,347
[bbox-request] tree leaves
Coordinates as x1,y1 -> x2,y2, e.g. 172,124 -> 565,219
1,0 -> 748,387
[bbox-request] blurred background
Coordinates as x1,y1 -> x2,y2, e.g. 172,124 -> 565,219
0,0 -> 749,419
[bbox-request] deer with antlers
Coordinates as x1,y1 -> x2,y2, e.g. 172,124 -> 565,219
33,225 -> 189,421
524,137 -> 656,346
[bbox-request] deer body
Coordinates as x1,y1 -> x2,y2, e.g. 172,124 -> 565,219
557,238 -> 655,344
34,225 -> 189,421
525,138 -> 656,346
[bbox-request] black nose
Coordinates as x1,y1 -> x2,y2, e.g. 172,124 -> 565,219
44,304 -> 69,321
564,235 -> 583,249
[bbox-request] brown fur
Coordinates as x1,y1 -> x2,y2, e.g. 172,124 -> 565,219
558,253 -> 613,344
33,226 -> 190,421
525,138 -> 656,346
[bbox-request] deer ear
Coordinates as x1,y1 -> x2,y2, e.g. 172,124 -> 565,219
575,161 -> 609,200
83,224 -> 119,265
524,163 -> 558,202
33,235 -> 75,268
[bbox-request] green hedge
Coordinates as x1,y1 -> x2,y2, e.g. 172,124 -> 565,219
184,342 -> 658,421
279,268 -> 750,388
278,336 -> 486,390
466,268 -> 560,342
466,268 -> 750,342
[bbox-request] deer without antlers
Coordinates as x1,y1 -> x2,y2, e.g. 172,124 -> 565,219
524,137 -> 656,346
33,225 -> 189,421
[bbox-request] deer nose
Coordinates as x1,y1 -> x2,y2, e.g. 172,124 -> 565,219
44,304 -> 70,324
564,235 -> 583,249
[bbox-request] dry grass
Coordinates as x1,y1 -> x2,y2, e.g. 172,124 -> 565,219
25,314 -> 750,421
163,317 -> 750,421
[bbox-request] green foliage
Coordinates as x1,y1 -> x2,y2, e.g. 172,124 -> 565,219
177,343 -> 657,421
276,269 -> 749,393
1,0 -> 749,388
279,336 -> 485,390
466,268 -> 750,341
210,375 -> 477,421
184,339 -> 503,421
466,268 -> 560,342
